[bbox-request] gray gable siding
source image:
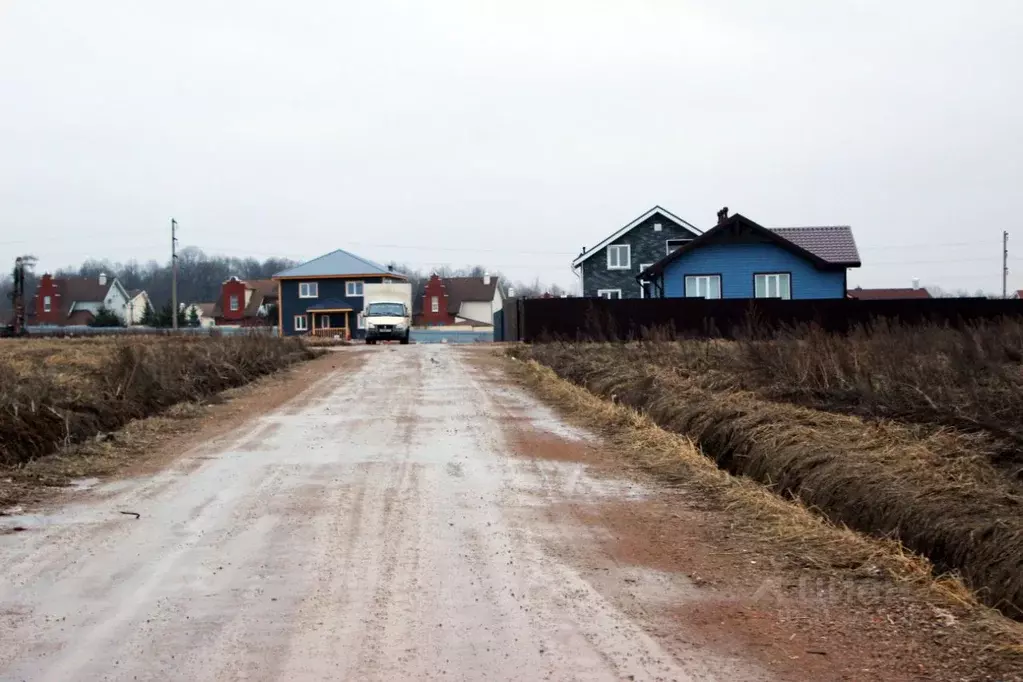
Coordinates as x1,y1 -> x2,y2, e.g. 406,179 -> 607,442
581,214 -> 700,298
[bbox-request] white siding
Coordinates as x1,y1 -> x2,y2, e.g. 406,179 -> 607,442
491,283 -> 504,311
126,293 -> 150,325
457,301 -> 493,325
104,282 -> 131,322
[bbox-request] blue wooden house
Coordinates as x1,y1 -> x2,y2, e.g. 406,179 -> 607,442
273,249 -> 407,337
638,211 -> 860,299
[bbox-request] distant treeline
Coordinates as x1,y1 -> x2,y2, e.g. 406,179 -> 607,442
0,248 -> 565,317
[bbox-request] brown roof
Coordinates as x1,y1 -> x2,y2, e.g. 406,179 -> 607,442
244,279 -> 277,317
61,277 -> 113,306
197,302 -> 216,318
848,287 -> 931,300
643,215 -> 860,279
443,277 -> 499,311
212,278 -> 278,318
46,276 -> 116,321
770,227 -> 860,266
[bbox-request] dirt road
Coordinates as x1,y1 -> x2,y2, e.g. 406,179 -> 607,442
0,346 -> 769,681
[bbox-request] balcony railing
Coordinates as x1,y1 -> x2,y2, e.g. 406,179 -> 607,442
308,327 -> 349,339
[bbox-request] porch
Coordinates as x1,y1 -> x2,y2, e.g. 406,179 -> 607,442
304,300 -> 355,340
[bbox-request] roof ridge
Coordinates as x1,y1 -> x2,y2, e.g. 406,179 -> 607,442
572,205 -> 703,267
334,247 -> 388,272
650,205 -> 702,232
274,248 -> 390,277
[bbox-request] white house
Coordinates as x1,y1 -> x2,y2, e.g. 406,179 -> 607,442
125,289 -> 152,325
455,274 -> 504,325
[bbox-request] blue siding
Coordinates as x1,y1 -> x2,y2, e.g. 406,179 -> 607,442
279,276 -> 395,336
661,243 -> 846,299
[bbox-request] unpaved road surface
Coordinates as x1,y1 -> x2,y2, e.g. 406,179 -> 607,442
0,346 -> 769,681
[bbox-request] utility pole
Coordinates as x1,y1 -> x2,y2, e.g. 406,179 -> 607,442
1003,231 -> 1009,299
171,218 -> 179,330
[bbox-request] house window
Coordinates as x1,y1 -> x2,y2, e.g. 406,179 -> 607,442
43,295 -> 51,312
606,244 -> 631,270
346,280 -> 364,297
597,289 -> 622,300
638,264 -> 653,298
653,222 -> 662,232
299,282 -> 318,298
431,296 -> 439,313
357,313 -> 366,329
319,314 -> 331,328
685,275 -> 722,299
229,295 -> 240,311
294,315 -> 308,331
666,239 -> 692,254
754,273 -> 791,300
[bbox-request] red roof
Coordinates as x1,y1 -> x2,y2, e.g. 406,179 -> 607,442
848,287 -> 931,300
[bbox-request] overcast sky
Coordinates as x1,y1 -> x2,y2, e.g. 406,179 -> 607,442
1,1 -> 1021,294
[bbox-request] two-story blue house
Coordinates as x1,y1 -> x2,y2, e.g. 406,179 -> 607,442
273,249 -> 407,337
638,210 -> 860,299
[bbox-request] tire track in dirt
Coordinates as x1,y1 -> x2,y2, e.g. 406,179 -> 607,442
1,346 -> 772,681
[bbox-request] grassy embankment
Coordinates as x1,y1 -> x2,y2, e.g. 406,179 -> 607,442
0,335 -> 318,467
512,320 -> 1023,620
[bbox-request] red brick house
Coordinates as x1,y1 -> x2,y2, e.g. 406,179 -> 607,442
30,273 -> 131,326
420,275 -> 503,326
212,277 -> 278,326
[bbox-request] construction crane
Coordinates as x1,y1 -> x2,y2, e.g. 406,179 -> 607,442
2,257 -> 29,337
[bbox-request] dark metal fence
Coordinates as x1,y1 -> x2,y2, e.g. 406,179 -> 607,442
506,297 -> 1023,342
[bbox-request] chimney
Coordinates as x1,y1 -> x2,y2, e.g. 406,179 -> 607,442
98,272 -> 107,286
508,287 -> 516,298
717,207 -> 729,224
483,272 -> 491,285
912,278 -> 920,290
387,264 -> 394,272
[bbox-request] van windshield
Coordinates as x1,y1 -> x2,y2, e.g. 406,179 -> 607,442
366,302 -> 406,317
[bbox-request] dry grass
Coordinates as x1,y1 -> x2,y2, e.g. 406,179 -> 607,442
635,320 -> 1023,476
512,341 -> 1023,621
0,336 -> 319,466
506,354 -> 1023,653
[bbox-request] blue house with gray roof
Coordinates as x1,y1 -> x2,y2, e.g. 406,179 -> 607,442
273,249 -> 407,338
638,210 -> 860,300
